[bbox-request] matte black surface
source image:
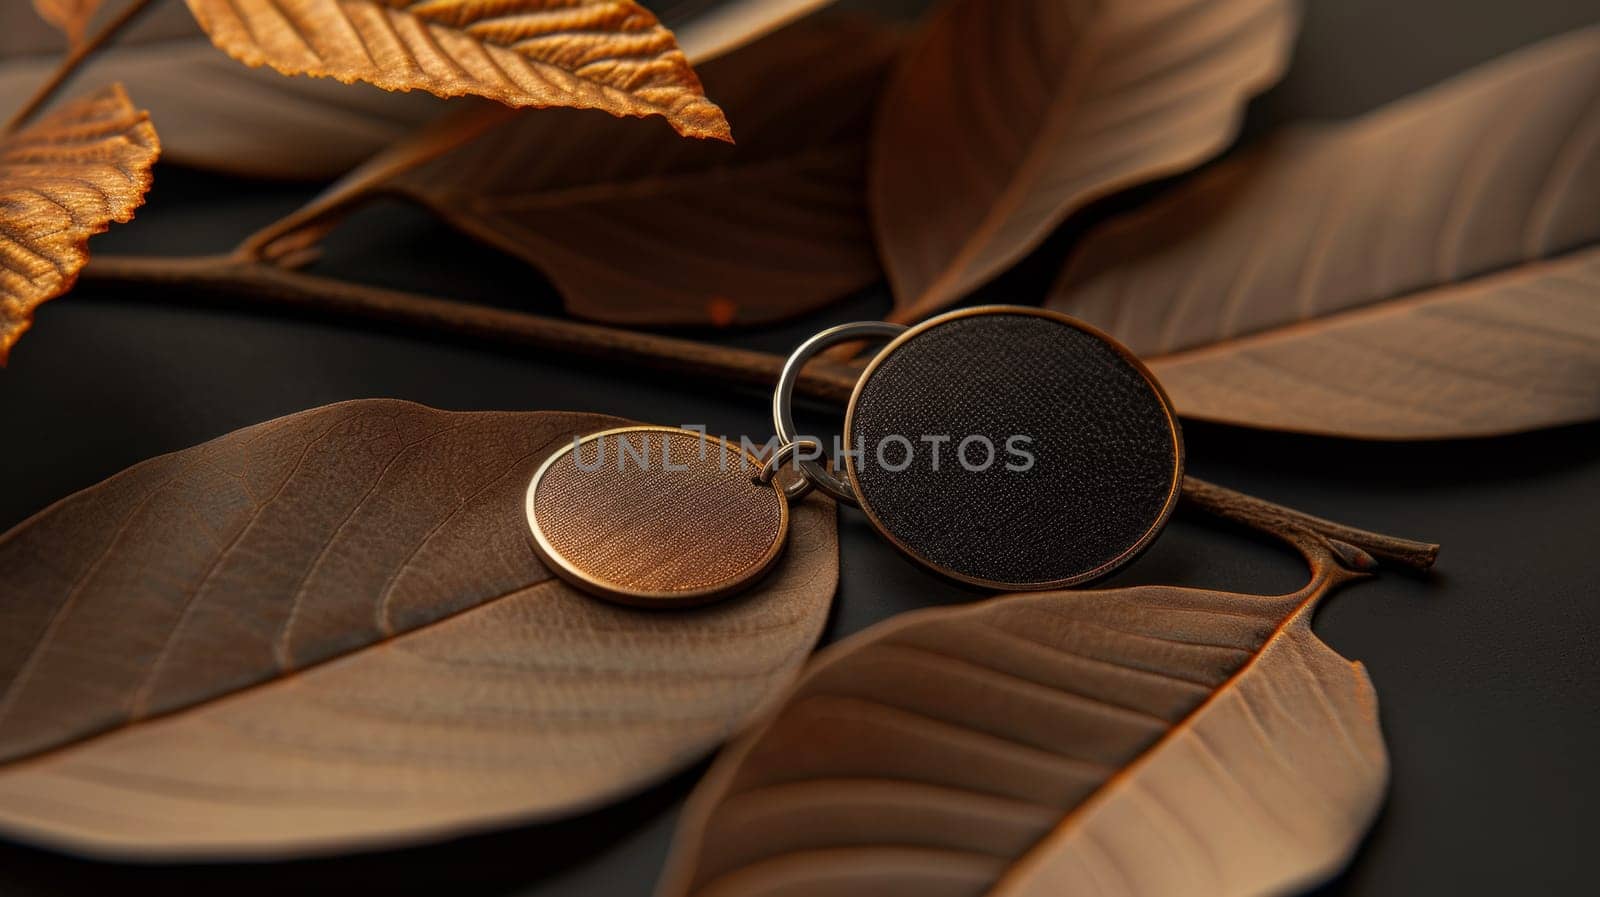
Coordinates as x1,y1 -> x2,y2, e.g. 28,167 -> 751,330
0,0 -> 1597,895
848,310 -> 1179,586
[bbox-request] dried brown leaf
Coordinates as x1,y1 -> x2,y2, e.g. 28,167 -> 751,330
182,0 -> 731,141
31,0 -> 99,45
660,525 -> 1385,897
1048,26 -> 1600,439
0,1 -> 790,180
1,3 -> 444,179
0,83 -> 158,363
0,400 -> 839,858
253,17 -> 896,326
871,0 -> 1300,323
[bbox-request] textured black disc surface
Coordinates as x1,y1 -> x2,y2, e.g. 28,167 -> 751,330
844,307 -> 1183,589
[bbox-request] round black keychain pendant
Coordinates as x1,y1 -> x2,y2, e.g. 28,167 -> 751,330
775,306 -> 1183,591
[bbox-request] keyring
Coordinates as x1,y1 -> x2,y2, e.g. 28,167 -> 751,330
528,306 -> 1183,606
771,321 -> 905,504
754,439 -> 820,502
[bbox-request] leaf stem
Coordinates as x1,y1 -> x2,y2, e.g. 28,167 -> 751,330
80,253 -> 1440,573
1179,476 -> 1438,572
5,0 -> 161,133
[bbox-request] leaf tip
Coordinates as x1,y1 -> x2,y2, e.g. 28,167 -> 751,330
673,104 -> 734,143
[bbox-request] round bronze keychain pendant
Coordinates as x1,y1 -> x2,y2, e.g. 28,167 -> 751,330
526,426 -> 789,608
844,307 -> 1183,590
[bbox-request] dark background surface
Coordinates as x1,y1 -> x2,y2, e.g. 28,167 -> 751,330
1,0 -> 1597,894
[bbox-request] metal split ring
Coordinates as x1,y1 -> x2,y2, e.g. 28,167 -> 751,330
771,321 -> 907,504
755,439 -> 822,502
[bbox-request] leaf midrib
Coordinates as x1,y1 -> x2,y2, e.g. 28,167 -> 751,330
988,573 -> 1335,895
1145,246 -> 1600,367
0,408 -> 598,768
452,143 -> 861,213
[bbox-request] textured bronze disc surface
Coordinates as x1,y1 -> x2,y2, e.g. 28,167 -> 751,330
526,427 -> 789,607
844,307 -> 1183,590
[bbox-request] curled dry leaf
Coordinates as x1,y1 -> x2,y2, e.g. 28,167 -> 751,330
1048,26 -> 1600,439
251,17 -> 896,327
182,0 -> 731,141
871,0 -> 1300,324
0,83 -> 158,363
31,0 -> 99,45
660,497 -> 1388,897
0,400 -> 839,858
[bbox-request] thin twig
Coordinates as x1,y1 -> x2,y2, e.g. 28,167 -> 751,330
80,253 -> 1441,572
5,0 -> 161,133
82,254 -> 864,402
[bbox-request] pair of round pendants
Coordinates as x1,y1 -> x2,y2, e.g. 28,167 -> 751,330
527,306 -> 1184,607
